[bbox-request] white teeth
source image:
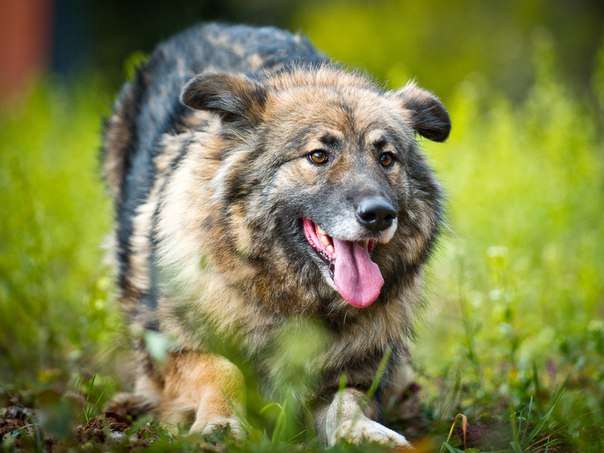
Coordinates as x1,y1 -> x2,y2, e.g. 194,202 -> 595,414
316,225 -> 331,248
319,234 -> 330,248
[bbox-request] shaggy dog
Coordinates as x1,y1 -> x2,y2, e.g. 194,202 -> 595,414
102,23 -> 450,447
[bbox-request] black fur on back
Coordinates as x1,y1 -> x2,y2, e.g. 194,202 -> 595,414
102,23 -> 327,312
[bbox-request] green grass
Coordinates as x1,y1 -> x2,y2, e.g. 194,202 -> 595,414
0,81 -> 116,378
413,39 -> 604,451
1,40 -> 603,451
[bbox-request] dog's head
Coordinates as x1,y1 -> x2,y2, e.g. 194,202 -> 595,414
181,66 -> 449,311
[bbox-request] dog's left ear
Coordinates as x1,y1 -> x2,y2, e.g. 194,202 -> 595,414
180,72 -> 267,126
392,82 -> 451,142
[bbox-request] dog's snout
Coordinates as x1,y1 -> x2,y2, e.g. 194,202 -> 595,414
355,197 -> 397,232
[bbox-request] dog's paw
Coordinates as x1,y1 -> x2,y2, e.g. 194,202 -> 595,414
329,416 -> 412,449
190,415 -> 245,440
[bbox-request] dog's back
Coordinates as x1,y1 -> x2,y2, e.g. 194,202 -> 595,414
102,23 -> 325,317
103,24 -> 323,199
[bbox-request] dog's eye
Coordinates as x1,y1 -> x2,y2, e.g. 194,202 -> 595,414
307,150 -> 329,165
379,152 -> 395,168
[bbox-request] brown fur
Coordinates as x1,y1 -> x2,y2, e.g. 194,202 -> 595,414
103,24 -> 450,447
159,352 -> 244,434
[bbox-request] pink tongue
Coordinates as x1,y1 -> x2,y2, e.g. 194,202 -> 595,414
332,238 -> 384,308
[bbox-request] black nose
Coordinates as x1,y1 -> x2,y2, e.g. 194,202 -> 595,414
355,197 -> 397,232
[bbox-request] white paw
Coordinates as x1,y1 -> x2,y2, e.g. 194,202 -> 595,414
190,415 -> 245,440
329,416 -> 411,448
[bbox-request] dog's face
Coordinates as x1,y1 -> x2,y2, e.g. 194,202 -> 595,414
181,67 -> 449,311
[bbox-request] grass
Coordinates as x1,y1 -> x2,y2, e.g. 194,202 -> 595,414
1,40 -> 603,451
413,39 -> 604,451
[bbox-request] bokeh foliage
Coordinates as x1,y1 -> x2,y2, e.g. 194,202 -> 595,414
1,1 -> 604,451
0,82 -> 116,380
297,0 -> 604,100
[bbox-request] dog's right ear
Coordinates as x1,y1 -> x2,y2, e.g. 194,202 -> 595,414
180,72 -> 267,126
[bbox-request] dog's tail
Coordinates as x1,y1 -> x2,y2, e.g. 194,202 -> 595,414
101,72 -> 146,202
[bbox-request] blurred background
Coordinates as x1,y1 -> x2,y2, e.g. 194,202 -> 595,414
1,0 -> 603,451
2,0 -> 604,101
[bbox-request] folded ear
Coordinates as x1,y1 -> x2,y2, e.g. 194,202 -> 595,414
393,82 -> 451,142
180,72 -> 267,126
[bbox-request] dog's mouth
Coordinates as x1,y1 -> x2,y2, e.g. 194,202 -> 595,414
302,218 -> 384,308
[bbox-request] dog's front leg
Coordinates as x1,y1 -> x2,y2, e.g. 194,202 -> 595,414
316,388 -> 411,448
159,351 -> 245,438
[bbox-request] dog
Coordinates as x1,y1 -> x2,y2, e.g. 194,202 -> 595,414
102,23 -> 450,447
